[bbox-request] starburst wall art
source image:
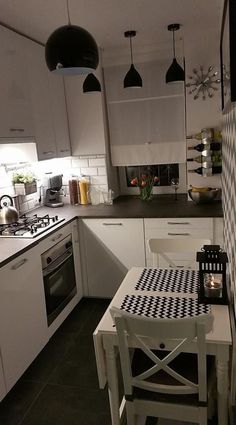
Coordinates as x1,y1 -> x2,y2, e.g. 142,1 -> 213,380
186,66 -> 221,101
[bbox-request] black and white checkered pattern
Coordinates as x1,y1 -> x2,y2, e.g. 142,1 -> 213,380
120,294 -> 210,319
222,102 -> 236,312
135,268 -> 199,294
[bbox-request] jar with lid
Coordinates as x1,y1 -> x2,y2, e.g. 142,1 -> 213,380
69,178 -> 79,205
79,176 -> 90,205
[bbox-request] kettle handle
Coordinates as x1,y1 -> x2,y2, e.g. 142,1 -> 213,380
0,195 -> 13,208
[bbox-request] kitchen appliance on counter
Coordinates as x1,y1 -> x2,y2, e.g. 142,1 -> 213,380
45,174 -> 64,208
0,213 -> 64,238
0,195 -> 19,225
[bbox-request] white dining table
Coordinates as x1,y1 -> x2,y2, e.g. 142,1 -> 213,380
93,267 -> 232,425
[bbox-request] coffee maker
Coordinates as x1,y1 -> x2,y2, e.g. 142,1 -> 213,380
45,175 -> 64,208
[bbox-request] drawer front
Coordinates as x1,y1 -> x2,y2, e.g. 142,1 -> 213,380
144,218 -> 213,230
145,218 -> 213,267
38,222 -> 72,253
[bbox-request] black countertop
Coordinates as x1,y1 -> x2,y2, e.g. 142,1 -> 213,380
0,195 -> 223,267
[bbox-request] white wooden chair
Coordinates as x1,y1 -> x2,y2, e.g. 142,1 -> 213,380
111,306 -> 214,425
148,238 -> 211,269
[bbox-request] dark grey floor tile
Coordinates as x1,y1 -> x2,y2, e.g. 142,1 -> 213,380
0,380 -> 44,425
58,298 -> 110,334
48,333 -> 99,388
80,298 -> 111,333
20,384 -> 110,425
22,332 -> 75,383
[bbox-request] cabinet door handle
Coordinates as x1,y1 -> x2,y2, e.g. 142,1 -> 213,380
60,149 -> 69,153
167,222 -> 190,225
168,232 -> 190,236
102,223 -> 123,226
11,258 -> 28,270
169,265 -> 184,269
43,151 -> 54,155
10,128 -> 25,132
51,233 -> 63,242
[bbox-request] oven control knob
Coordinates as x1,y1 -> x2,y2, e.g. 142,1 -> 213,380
46,257 -> 52,264
65,241 -> 72,249
55,215 -> 58,221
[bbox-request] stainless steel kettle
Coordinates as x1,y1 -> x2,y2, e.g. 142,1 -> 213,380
0,195 -> 19,225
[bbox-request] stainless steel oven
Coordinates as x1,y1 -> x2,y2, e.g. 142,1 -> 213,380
41,234 -> 77,326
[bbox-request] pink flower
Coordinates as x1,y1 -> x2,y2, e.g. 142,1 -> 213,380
130,178 -> 138,186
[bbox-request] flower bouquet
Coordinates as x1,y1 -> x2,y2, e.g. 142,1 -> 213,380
130,174 -> 159,201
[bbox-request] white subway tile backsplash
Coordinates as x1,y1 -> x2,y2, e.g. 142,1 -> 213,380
91,175 -> 108,185
1,153 -> 109,213
98,167 -> 106,176
89,157 -> 106,167
72,158 -> 89,168
81,167 -> 98,176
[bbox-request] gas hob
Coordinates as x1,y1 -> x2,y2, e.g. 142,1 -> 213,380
0,214 -> 65,238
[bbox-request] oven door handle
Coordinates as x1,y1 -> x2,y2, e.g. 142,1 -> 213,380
43,250 -> 73,278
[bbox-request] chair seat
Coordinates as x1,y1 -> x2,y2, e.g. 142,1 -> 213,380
131,350 -> 215,406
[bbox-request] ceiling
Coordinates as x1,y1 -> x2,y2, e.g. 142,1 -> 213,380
0,0 -> 224,52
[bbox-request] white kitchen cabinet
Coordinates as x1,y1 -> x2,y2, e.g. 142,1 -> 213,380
48,75 -> 71,158
27,42 -> 57,160
144,217 -> 214,269
0,247 -> 48,392
82,218 -> 145,297
27,41 -> 71,160
64,67 -> 106,156
71,219 -> 83,300
104,59 -> 186,166
0,25 -> 34,139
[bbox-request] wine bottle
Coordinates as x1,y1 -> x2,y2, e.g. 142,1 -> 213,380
188,166 -> 222,176
188,142 -> 221,152
187,155 -> 212,163
187,128 -> 214,140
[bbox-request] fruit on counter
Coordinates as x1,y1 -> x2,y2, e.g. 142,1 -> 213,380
190,186 -> 212,192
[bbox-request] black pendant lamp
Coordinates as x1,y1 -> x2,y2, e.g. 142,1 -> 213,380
166,24 -> 185,84
83,73 -> 101,93
45,0 -> 99,75
124,31 -> 142,88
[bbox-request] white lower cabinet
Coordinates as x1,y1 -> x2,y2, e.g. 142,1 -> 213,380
144,218 -> 214,269
82,218 -> 145,297
0,247 -> 48,394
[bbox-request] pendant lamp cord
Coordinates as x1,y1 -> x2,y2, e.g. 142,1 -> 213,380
66,0 -> 71,25
129,36 -> 134,64
172,29 -> 176,58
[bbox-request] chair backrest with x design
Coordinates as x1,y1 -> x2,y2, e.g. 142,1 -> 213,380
111,306 -> 214,403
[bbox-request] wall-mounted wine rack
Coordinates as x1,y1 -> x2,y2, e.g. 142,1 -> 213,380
187,127 -> 222,177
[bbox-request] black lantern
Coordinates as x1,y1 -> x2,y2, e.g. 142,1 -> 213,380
197,245 -> 228,305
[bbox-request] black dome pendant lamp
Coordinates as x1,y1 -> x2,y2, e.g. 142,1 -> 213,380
83,73 -> 101,93
166,23 -> 185,84
45,0 -> 99,75
124,31 -> 142,88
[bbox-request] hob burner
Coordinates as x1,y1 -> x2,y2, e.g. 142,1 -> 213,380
0,214 -> 65,238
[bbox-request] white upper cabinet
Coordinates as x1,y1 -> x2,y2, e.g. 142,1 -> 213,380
104,58 -> 186,166
27,41 -> 57,160
0,25 -> 71,160
0,26 -> 34,139
64,66 -> 106,156
27,41 -> 71,160
48,74 -> 71,158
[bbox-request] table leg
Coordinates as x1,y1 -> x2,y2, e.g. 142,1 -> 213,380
217,359 -> 229,425
105,346 -> 121,425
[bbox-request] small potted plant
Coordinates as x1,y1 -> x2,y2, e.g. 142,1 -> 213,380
12,172 -> 37,196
